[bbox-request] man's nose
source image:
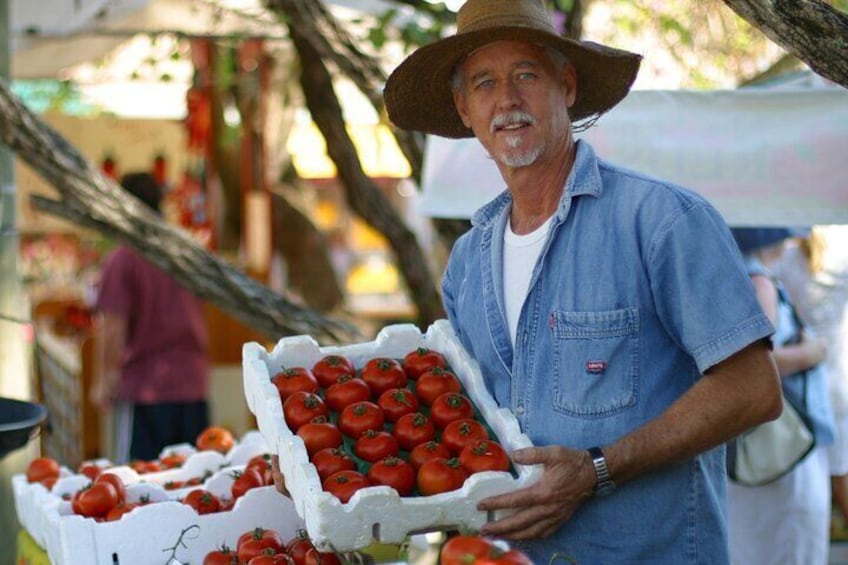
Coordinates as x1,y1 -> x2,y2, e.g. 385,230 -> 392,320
496,80 -> 522,109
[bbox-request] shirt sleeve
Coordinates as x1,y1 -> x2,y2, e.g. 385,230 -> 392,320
647,202 -> 774,373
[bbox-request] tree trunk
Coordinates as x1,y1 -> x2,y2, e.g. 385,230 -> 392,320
271,188 -> 346,313
0,78 -> 358,343
721,0 -> 848,88
273,0 -> 446,329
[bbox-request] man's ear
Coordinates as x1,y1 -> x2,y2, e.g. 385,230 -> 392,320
452,89 -> 472,128
563,63 -> 577,108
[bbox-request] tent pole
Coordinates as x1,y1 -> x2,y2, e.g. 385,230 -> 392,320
0,1 -> 34,563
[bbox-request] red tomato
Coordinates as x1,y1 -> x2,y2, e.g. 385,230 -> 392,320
354,430 -> 399,462
297,417 -> 343,455
247,454 -> 274,485
377,388 -> 419,422
475,549 -> 533,565
95,472 -> 127,503
459,440 -> 511,474
360,357 -> 407,397
196,426 -> 236,453
402,347 -> 447,380
311,354 -> 356,388
78,462 -> 102,480
409,440 -> 452,471
441,419 -> 490,454
324,375 -> 371,413
71,489 -> 84,514
285,530 -> 316,565
439,535 -> 497,565
237,528 -> 285,564
337,401 -> 384,439
248,552 -> 295,565
272,367 -> 319,401
392,411 -> 436,450
429,393 -> 475,429
41,476 -> 58,490
415,367 -> 462,405
203,545 -> 239,565
322,470 -> 371,503
104,501 -> 138,522
367,456 -> 415,496
76,481 -> 120,517
304,549 -> 342,565
164,480 -> 185,490
26,457 -> 60,484
182,488 -> 221,514
232,466 -> 265,499
159,452 -> 187,469
310,447 -> 356,482
219,497 -> 236,512
130,459 -> 162,474
417,457 -> 468,496
283,391 -> 329,432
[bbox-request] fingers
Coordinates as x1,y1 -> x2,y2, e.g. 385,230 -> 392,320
511,445 -> 568,466
481,504 -> 571,540
270,455 -> 290,497
477,483 -> 546,512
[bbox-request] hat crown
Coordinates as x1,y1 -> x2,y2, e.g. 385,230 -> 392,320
457,0 -> 558,36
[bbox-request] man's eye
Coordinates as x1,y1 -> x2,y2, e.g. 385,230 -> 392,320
517,72 -> 536,81
474,79 -> 495,90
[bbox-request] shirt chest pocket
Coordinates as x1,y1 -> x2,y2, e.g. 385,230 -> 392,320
550,307 -> 639,418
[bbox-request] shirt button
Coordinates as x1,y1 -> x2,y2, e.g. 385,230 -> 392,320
515,405 -> 525,415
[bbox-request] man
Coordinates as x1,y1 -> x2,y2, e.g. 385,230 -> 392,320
384,0 -> 783,562
91,172 -> 210,462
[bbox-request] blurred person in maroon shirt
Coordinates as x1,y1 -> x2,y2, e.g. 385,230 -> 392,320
91,172 -> 210,462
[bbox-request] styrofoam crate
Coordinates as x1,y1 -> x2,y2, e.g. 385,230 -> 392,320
242,320 -> 543,552
12,466 -> 75,548
13,433 -> 272,556
39,483 -> 304,565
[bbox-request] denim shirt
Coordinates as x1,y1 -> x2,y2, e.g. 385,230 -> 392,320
442,141 -> 775,564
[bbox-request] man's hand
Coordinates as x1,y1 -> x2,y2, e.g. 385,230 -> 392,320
476,445 -> 596,540
271,455 -> 290,498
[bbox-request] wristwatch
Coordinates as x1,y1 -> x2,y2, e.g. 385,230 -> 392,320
587,446 -> 616,496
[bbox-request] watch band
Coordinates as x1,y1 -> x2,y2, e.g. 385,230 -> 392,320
587,446 -> 616,496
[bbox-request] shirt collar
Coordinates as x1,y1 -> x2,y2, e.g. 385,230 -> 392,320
470,140 -> 603,229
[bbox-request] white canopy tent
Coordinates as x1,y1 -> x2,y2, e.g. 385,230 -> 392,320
420,76 -> 848,227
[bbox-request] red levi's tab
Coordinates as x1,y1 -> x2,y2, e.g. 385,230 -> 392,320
586,360 -> 608,374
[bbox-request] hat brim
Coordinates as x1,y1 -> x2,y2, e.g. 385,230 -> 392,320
384,27 -> 642,139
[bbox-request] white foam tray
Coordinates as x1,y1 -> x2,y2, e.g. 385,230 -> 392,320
242,320 -> 543,552
12,431 -> 272,555
40,481 -> 303,564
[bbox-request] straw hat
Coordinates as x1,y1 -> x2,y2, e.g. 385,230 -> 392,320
384,0 -> 643,139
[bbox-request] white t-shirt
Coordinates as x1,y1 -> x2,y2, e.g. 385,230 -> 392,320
503,216 -> 552,345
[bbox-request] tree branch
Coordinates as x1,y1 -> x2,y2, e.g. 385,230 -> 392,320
0,78 -> 358,343
721,0 -> 848,88
275,1 -> 445,327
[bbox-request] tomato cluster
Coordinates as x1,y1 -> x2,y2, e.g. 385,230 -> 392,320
67,472 -> 132,520
182,453 -> 274,515
203,527 -> 342,565
126,424 -> 237,477
57,452 -> 274,522
274,348 -> 514,503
